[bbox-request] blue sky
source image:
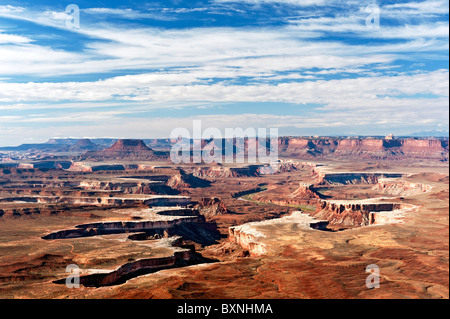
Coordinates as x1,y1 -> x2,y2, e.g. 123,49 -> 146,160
0,0 -> 448,146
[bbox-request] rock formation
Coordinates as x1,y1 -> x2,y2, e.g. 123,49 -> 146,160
229,211 -> 329,255
83,139 -> 166,160
67,162 -> 94,172
372,178 -> 433,196
194,197 -> 229,218
184,165 -> 260,178
291,183 -> 321,200
316,172 -> 403,185
312,200 -> 403,228
167,173 -> 211,189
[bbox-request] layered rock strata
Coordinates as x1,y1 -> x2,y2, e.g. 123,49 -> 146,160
229,211 -> 329,255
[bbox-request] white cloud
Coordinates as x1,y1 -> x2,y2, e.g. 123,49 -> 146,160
0,3 -> 447,79
0,2 -> 448,144
0,23 -> 401,77
213,0 -> 327,6
287,15 -> 449,39
0,31 -> 32,44
383,0 -> 449,16
0,5 -> 25,14
84,8 -> 134,15
0,70 -> 447,110
82,7 -> 177,21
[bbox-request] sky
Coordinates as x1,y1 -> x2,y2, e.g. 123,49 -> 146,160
0,0 -> 448,146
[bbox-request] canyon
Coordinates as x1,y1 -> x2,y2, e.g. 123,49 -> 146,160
0,136 -> 448,299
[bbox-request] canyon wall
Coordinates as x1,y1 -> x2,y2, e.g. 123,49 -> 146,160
0,195 -> 191,217
278,137 -> 448,161
78,251 -> 191,287
184,165 -> 260,178
316,172 -> 404,185
373,178 -> 433,196
228,211 -> 329,255
2,137 -> 447,163
228,226 -> 268,255
313,200 -> 403,227
42,216 -> 203,240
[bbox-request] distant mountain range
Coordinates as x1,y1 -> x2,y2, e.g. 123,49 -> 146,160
1,136 -> 448,162
0,138 -> 174,152
406,130 -> 449,137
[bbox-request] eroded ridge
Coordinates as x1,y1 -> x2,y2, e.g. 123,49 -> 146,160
228,163 -> 431,255
313,200 -> 417,228
41,206 -> 218,243
229,211 -> 329,255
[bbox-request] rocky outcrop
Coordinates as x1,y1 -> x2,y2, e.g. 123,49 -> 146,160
229,211 -> 329,255
42,215 -> 204,240
67,162 -> 93,172
71,139 -> 101,151
251,193 -> 318,207
228,226 -> 267,255
83,139 -> 167,160
10,161 -> 73,170
105,139 -> 152,152
78,179 -> 179,195
291,183 -> 322,200
247,182 -> 322,207
316,172 -> 403,185
313,200 -> 403,227
183,162 -> 306,178
194,197 -> 229,218
167,173 -> 211,189
184,165 -> 260,178
373,178 -> 433,196
256,161 -> 305,175
68,162 -> 166,172
0,194 -> 190,207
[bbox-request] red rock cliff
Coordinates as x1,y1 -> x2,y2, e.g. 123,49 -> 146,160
278,137 -> 448,161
